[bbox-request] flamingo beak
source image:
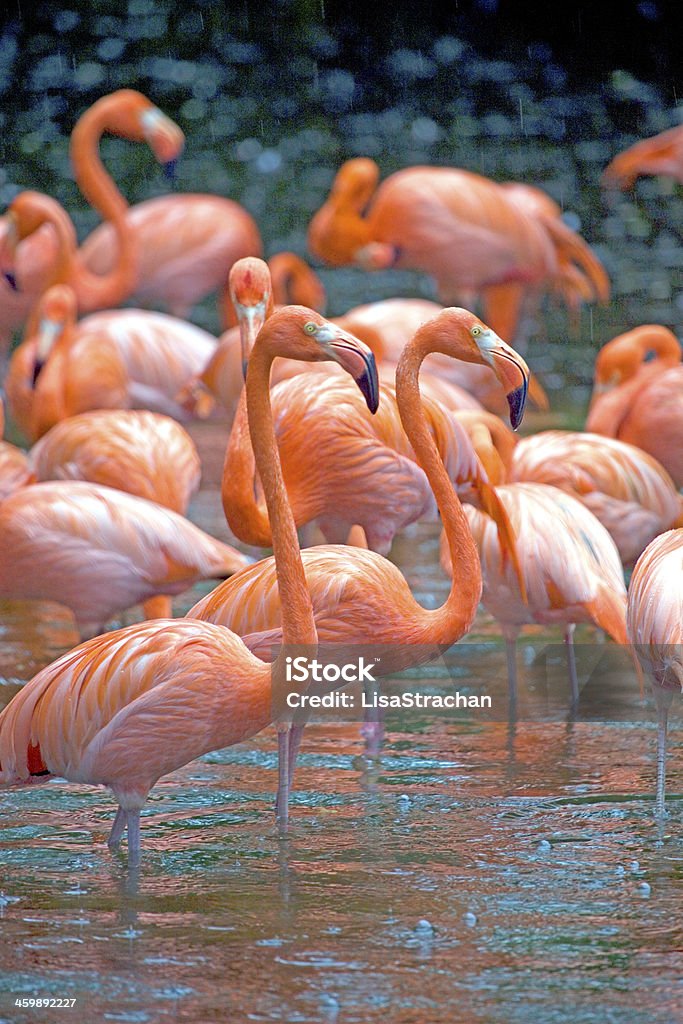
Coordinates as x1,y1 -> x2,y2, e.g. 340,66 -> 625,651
479,332 -> 530,430
236,301 -> 269,381
0,215 -> 18,290
326,329 -> 380,413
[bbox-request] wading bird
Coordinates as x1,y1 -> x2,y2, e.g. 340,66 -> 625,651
307,158 -> 607,342
4,283 -> 218,442
190,306 -> 529,783
626,529 -> 683,816
0,307 -> 379,859
28,409 -> 201,515
586,324 -> 683,488
0,90 -> 184,350
0,480 -> 249,638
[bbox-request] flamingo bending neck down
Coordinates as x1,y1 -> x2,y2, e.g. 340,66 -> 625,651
0,90 -> 184,348
307,157 -> 608,343
190,306 -> 529,779
0,307 -> 379,859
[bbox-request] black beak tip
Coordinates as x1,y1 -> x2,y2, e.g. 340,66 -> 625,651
507,380 -> 528,431
31,358 -> 44,388
241,358 -> 249,382
358,353 -> 380,414
163,158 -> 178,182
4,271 -> 18,291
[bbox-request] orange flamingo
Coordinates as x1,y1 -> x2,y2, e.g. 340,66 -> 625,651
307,158 -> 607,342
4,283 -> 218,443
0,91 -> 184,349
585,325 -> 683,487
190,306 -> 529,678
443,480 -> 629,704
0,480 -> 249,639
27,409 -> 201,515
603,125 -> 683,188
509,430 -> 683,566
0,307 -> 378,858
219,260 -> 517,553
626,529 -> 683,815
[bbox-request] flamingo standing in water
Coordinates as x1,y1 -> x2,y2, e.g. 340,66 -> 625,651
307,158 -> 608,342
445,481 -> 629,704
0,480 -> 249,639
0,308 -> 379,858
0,90 -> 185,350
603,125 -> 683,188
4,282 -> 218,443
626,529 -> 683,815
190,306 -> 528,785
585,325 -> 683,487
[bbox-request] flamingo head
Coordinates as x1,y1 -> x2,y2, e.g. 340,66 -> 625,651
252,306 -> 379,414
32,285 -> 77,384
105,90 -> 185,170
229,257 -> 275,377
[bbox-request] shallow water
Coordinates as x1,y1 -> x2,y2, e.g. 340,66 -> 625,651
1,428 -> 681,1023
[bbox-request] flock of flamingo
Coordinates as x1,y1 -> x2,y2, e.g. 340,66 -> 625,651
0,89 -> 681,862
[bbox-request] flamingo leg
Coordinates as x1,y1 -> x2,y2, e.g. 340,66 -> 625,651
276,728 -> 290,830
564,623 -> 579,707
142,595 -> 172,620
107,806 -> 127,849
287,721 -> 305,787
653,687 -> 674,817
126,810 -> 141,863
505,637 -> 518,705
361,679 -> 385,757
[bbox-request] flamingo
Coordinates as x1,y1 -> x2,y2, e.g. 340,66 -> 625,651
3,283 -> 218,443
626,529 -> 683,815
27,409 -> 201,515
509,430 -> 683,566
0,90 -> 184,349
0,307 -> 379,859
307,158 -> 607,342
585,324 -> 683,487
218,259 -> 514,554
445,481 -> 629,704
188,305 -> 529,766
0,480 -> 249,639
602,124 -> 683,188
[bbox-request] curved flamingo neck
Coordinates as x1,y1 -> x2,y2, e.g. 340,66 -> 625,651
15,201 -> 79,336
69,98 -> 138,309
245,338 -> 317,650
633,326 -> 681,368
395,330 -> 482,643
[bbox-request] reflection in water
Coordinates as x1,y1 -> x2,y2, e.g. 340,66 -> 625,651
0,417 -> 681,1023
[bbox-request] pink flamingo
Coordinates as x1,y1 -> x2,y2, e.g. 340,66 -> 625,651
0,90 -> 184,350
627,529 -> 683,815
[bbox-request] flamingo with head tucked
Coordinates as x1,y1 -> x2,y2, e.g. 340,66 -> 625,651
586,325 -> 683,487
0,306 -> 379,859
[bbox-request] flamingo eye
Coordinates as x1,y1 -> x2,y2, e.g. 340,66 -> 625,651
303,322 -> 318,335
471,325 -> 483,337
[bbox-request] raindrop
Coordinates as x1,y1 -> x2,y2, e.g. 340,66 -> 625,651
637,882 -> 651,897
463,911 -> 477,927
415,918 -> 434,935
629,860 -> 640,873
536,839 -> 552,854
